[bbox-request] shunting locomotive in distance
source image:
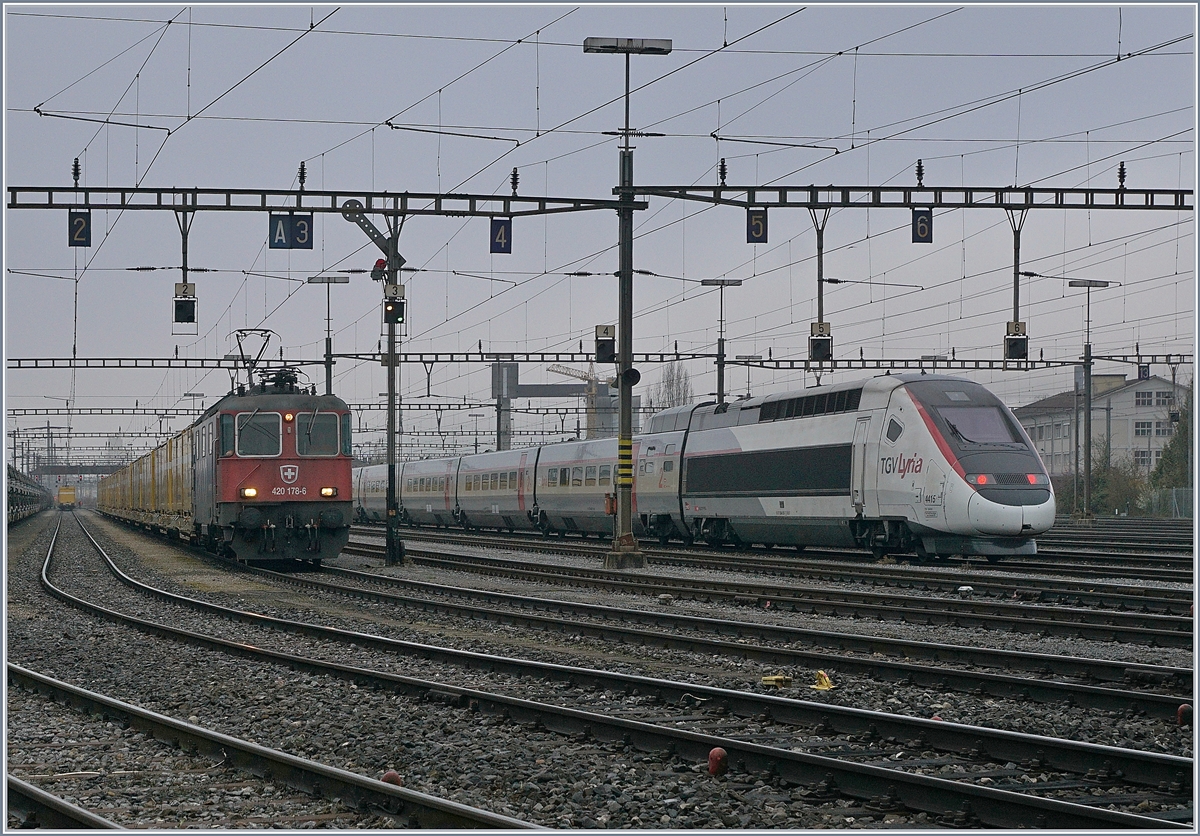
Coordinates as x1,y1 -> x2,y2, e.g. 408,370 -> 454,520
99,368 -> 353,565
355,374 -> 1055,561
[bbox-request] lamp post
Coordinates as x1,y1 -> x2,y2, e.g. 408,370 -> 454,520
734,355 -> 762,398
1024,271 -> 1117,516
700,278 -> 742,404
469,413 -> 485,454
307,274 -> 350,395
584,36 -> 672,570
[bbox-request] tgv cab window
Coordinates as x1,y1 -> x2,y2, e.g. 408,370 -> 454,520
237,412 -> 282,456
936,407 -> 1022,444
296,412 -> 339,456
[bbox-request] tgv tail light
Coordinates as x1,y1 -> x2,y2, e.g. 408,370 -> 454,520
964,473 -> 993,487
1025,473 -> 1049,485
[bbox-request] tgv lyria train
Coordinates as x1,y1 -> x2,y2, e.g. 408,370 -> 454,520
354,374 -> 1055,560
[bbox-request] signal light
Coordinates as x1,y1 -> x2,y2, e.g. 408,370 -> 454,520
371,258 -> 387,281
383,297 -> 405,324
1004,335 -> 1028,360
809,335 -> 833,362
241,487 -> 258,498
596,336 -> 616,364
174,298 -> 197,324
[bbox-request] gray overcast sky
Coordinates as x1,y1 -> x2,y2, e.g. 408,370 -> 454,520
4,3 -> 1195,460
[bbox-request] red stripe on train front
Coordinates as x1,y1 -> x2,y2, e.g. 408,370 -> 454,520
909,391 -> 966,479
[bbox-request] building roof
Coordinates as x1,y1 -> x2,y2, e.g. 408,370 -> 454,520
1013,374 -> 1175,419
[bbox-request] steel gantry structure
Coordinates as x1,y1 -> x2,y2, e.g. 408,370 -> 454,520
627,178 -> 1193,363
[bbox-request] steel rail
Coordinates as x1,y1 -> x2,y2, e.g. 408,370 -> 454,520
6,775 -> 124,829
378,547 -> 1192,648
43,517 -> 1194,827
350,527 -> 1192,612
331,547 -> 1190,715
9,666 -> 540,831
352,522 -> 1195,586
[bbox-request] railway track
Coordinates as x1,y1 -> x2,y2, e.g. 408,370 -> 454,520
29,512 -> 1194,828
353,523 -> 1195,584
7,775 -> 122,830
16,514 -> 536,830
321,550 -> 1191,717
344,539 -> 1193,649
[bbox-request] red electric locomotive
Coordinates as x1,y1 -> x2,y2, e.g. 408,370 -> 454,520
100,368 -> 353,565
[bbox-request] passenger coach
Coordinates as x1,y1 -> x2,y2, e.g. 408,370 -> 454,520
355,374 -> 1055,561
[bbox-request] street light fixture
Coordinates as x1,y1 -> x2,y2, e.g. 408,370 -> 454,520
700,279 -> 742,404
307,274 -> 351,395
1023,271 -> 1119,516
734,355 -> 762,398
585,35 -> 672,571
469,413 -> 486,454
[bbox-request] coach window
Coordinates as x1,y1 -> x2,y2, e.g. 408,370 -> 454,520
585,466 -> 597,486
463,476 -> 472,491
886,418 -> 904,444
475,475 -> 482,491
547,469 -> 558,486
296,412 -> 339,456
500,472 -> 509,490
490,473 -> 498,491
560,468 -> 570,487
599,465 -> 611,486
509,471 -> 517,488
220,415 -> 235,456
571,467 -> 583,486
237,412 -> 282,457
663,461 -> 674,472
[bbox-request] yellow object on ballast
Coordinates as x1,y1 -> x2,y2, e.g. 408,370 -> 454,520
810,670 -> 835,690
761,675 -> 793,689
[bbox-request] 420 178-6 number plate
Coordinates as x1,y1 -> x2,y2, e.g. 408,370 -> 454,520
271,486 -> 307,496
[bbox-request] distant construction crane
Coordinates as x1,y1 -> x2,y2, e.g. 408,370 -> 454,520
548,363 -> 616,439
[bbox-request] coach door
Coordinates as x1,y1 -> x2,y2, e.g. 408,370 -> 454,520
851,416 -> 872,516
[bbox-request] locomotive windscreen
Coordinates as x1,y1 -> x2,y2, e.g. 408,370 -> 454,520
935,406 -> 1022,444
297,412 -> 339,455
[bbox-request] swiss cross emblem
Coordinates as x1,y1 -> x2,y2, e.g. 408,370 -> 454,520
280,465 -> 299,484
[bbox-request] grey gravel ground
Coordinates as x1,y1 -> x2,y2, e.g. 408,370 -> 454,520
7,511 -> 1194,828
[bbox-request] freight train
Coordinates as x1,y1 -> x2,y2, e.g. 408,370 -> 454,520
98,369 -> 353,565
56,485 -> 77,510
7,465 -> 52,525
355,374 -> 1055,560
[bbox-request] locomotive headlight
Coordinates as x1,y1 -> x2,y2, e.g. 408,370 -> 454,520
964,473 -> 994,487
1025,473 -> 1049,485
320,487 -> 337,497
284,413 -> 294,422
241,487 -> 258,498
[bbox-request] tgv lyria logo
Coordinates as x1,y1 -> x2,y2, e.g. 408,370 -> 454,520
280,465 -> 299,484
879,454 -> 923,477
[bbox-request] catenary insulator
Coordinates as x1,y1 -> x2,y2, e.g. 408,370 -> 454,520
915,159 -> 925,188
298,161 -> 307,190
719,158 -> 727,186
511,167 -> 519,195
72,158 -> 81,188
